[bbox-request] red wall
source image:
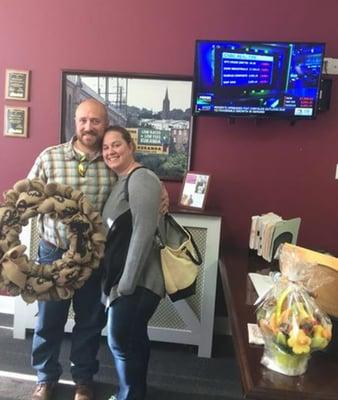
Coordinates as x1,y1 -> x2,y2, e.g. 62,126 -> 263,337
1,0 -> 338,253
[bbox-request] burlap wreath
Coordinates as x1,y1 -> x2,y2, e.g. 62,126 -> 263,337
0,178 -> 106,303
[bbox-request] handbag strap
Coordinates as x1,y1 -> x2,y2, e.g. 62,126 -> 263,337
105,166 -> 146,237
157,213 -> 203,266
125,169 -> 202,266
124,166 -> 146,201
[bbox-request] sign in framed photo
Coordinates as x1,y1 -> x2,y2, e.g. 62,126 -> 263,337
179,171 -> 211,210
5,69 -> 30,101
4,106 -> 29,138
61,70 -> 193,180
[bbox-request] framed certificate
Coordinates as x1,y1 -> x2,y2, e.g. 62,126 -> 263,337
5,69 -> 30,101
4,106 -> 29,138
179,171 -> 211,210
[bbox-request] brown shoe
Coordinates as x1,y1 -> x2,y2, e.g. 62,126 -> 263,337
32,383 -> 56,400
74,384 -> 95,400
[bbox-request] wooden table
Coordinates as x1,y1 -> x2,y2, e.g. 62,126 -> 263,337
219,250 -> 338,400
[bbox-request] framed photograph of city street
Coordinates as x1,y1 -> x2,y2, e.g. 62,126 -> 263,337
179,171 -> 211,210
61,70 -> 193,180
5,69 -> 30,101
4,106 -> 29,138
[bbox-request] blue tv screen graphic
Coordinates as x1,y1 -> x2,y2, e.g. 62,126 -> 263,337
193,40 -> 325,119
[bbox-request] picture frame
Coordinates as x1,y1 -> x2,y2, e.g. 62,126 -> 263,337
179,171 -> 211,210
61,70 -> 193,180
4,106 -> 29,138
5,69 -> 30,101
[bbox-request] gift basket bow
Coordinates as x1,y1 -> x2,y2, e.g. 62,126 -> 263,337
256,243 -> 337,376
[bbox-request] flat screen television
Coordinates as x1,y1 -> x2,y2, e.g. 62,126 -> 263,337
192,40 -> 325,120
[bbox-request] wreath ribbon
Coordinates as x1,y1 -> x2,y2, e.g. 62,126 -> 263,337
0,178 -> 106,303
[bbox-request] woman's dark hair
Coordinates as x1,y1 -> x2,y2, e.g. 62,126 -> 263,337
103,125 -> 136,151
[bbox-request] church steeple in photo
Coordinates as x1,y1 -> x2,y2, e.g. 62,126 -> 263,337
162,87 -> 170,119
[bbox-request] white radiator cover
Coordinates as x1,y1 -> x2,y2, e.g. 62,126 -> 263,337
13,213 -> 221,358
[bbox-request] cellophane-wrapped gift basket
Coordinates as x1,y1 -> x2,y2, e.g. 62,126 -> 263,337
256,243 -> 338,376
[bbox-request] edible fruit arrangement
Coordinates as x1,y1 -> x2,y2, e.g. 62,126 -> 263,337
257,279 -> 332,375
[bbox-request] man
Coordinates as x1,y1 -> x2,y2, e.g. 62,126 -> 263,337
29,99 -> 169,400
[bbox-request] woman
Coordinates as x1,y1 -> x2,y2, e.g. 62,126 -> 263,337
101,125 -> 165,400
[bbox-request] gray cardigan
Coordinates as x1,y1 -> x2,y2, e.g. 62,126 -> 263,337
101,168 -> 165,306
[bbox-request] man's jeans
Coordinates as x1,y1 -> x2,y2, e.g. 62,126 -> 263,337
107,287 -> 160,400
31,240 -> 106,384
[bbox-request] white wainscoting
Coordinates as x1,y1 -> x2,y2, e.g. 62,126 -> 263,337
0,295 -> 15,314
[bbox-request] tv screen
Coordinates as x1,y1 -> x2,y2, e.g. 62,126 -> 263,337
193,40 -> 325,120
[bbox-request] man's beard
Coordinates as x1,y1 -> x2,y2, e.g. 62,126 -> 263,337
78,131 -> 102,150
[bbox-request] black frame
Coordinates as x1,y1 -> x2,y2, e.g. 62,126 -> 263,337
60,70 -> 193,181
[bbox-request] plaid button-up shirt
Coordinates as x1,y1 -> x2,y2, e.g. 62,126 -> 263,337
28,137 -> 116,248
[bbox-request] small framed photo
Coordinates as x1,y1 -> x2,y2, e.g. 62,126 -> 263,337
179,171 -> 211,210
5,69 -> 30,101
4,106 -> 29,138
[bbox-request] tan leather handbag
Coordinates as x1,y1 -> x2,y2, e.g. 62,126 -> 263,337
157,214 -> 202,302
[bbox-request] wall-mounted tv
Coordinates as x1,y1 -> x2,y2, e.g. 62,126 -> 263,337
192,40 -> 325,120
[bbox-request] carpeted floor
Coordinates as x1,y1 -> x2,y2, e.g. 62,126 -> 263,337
0,313 -> 243,400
